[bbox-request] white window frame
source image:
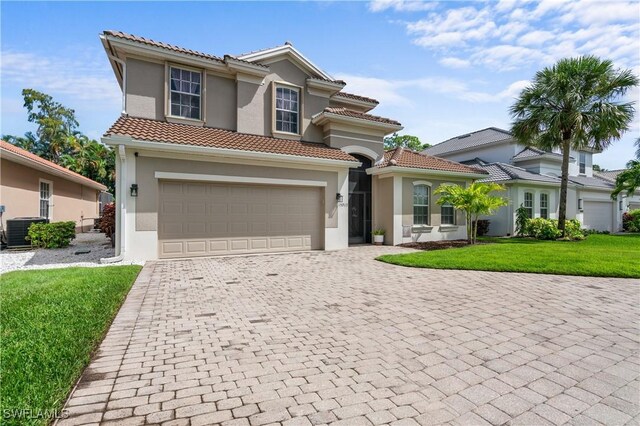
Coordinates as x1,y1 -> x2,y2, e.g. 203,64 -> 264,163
168,64 -> 203,121
413,184 -> 430,226
440,203 -> 456,225
579,152 -> 586,174
524,191 -> 534,219
540,192 -> 549,219
273,82 -> 302,137
39,179 -> 53,220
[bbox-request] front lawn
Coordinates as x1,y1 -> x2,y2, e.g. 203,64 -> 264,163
0,266 -> 142,426
377,234 -> 640,278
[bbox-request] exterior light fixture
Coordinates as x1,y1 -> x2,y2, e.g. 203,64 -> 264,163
336,193 -> 344,203
130,184 -> 139,197
578,198 -> 583,210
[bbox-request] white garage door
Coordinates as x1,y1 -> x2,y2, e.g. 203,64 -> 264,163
583,201 -> 613,232
158,181 -> 324,258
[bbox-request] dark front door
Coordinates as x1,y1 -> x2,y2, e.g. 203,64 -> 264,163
348,154 -> 372,244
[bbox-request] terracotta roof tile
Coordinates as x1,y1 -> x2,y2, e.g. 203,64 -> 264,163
377,147 -> 488,175
104,30 -> 268,69
334,92 -> 379,105
320,107 -> 401,126
0,140 -> 107,190
104,116 -> 358,163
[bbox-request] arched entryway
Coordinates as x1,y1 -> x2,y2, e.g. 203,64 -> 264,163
348,154 -> 372,244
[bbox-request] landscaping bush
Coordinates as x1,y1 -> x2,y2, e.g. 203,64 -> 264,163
523,218 -> 585,241
100,202 -> 116,247
525,218 -> 561,240
515,205 -> 529,236
27,221 -> 76,249
622,209 -> 640,232
473,220 -> 490,236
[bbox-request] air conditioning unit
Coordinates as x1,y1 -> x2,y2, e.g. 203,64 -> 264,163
6,217 -> 49,248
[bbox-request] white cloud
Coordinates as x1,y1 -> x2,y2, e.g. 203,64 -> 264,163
375,0 -> 640,72
1,51 -> 120,105
336,72 -> 529,104
368,0 -> 437,12
439,57 -> 471,69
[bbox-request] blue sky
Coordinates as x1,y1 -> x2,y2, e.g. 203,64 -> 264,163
1,0 -> 639,169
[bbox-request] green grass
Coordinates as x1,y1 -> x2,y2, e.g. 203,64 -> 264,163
0,266 -> 142,426
377,234 -> 640,278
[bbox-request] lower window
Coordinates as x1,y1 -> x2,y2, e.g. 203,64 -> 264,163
524,192 -> 533,218
540,193 -> 548,219
441,203 -> 455,225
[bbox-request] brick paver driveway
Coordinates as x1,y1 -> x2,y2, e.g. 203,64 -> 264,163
60,246 -> 639,426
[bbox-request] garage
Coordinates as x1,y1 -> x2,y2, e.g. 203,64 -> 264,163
157,180 -> 324,258
583,200 -> 614,232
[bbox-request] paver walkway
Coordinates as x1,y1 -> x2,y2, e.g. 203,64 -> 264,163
60,246 -> 639,425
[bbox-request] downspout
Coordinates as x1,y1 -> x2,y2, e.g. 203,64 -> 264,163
107,54 -> 127,115
101,145 -> 126,263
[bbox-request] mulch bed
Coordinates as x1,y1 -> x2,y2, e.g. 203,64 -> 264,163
398,239 -> 475,251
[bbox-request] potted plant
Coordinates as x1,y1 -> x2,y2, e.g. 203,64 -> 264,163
372,228 -> 385,245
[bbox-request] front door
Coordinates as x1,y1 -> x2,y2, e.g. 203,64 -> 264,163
348,154 -> 372,244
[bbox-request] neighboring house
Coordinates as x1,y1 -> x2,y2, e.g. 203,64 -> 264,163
424,127 -> 627,234
0,140 -> 107,232
594,169 -> 640,214
100,31 -> 487,260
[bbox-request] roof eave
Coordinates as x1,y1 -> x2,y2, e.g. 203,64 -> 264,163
1,148 -> 107,191
330,95 -> 378,112
237,44 -> 334,81
366,165 -> 488,179
312,112 -> 402,133
425,137 -> 515,157
102,135 -> 360,169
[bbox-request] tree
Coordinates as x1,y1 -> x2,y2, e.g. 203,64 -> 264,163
635,137 -> 640,160
21,89 -> 79,162
510,56 -> 638,236
611,159 -> 640,199
592,164 -> 605,172
384,133 -> 430,151
435,182 -> 508,244
3,89 -> 115,193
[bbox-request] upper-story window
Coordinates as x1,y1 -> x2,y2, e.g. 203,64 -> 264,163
413,185 -> 430,226
524,191 -> 534,218
170,67 -> 201,120
540,193 -> 549,219
579,152 -> 586,174
275,85 -> 300,134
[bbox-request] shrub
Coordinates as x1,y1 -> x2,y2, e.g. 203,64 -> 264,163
515,204 -> 529,236
523,218 -> 585,241
27,221 -> 76,248
525,218 -> 561,240
562,219 -> 585,240
473,220 -> 490,236
623,209 -> 640,232
99,202 -> 116,246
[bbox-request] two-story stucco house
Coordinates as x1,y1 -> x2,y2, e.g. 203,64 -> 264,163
100,31 -> 488,261
423,128 -> 629,235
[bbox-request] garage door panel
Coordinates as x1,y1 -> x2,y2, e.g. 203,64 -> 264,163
583,201 -> 613,232
158,181 -> 323,258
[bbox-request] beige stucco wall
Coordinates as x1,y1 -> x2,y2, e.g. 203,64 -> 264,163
0,159 -> 100,231
325,129 -> 385,159
126,58 -> 165,120
134,155 -> 340,232
205,74 -> 237,130
401,177 -> 467,228
373,176 -> 394,244
236,59 -> 329,142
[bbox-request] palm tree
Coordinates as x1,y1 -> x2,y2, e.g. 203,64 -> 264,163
635,137 -> 640,160
510,56 -> 638,235
612,159 -> 640,199
435,182 -> 508,243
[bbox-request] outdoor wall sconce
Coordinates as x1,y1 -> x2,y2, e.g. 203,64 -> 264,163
578,198 -> 583,210
130,184 -> 139,197
336,193 -> 344,203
